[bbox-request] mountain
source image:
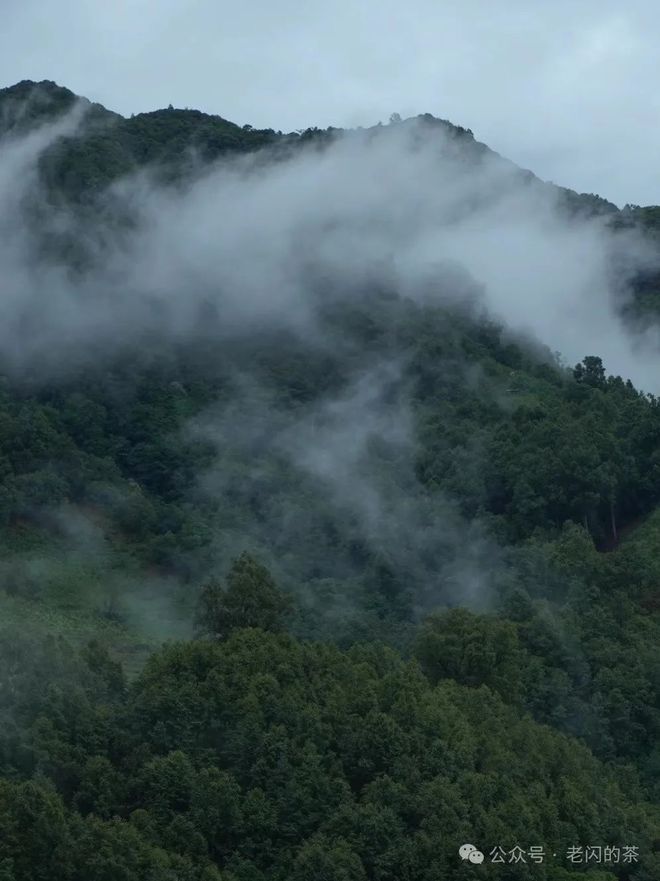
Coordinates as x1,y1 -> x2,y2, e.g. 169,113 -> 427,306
0,79 -> 623,213
0,79 -> 659,880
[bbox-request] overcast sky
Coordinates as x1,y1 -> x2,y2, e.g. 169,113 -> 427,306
2,0 -> 659,207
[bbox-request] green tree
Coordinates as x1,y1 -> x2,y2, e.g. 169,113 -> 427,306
414,607 -> 525,703
573,355 -> 606,388
194,553 -> 292,639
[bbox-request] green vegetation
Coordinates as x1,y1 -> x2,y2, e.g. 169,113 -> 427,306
0,78 -> 659,878
0,619 -> 658,880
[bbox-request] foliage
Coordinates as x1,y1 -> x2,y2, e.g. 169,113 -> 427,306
0,77 -> 659,878
0,628 -> 656,879
194,553 -> 293,639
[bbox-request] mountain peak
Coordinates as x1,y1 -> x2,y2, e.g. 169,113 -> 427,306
0,79 -> 117,136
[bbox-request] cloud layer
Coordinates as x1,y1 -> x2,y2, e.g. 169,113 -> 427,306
2,102 -> 659,631
2,112 -> 659,390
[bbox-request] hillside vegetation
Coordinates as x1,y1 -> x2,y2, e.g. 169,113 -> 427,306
0,79 -> 659,879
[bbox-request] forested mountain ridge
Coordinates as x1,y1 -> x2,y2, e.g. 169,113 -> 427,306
0,78 -> 659,879
0,79 -> 624,213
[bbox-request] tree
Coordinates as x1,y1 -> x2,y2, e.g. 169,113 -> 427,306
291,838 -> 367,881
413,607 -> 525,703
194,553 -> 293,640
573,355 -> 606,388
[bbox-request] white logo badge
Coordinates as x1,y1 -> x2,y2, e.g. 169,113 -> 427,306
459,844 -> 485,864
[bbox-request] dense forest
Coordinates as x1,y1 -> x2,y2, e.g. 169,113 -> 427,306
0,79 -> 660,879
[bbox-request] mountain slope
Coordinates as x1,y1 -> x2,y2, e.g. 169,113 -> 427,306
0,79 -> 623,214
0,78 -> 659,879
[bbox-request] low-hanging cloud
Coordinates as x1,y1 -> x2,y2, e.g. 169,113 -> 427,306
3,107 -> 659,632
1,111 -> 659,390
190,360 -> 501,627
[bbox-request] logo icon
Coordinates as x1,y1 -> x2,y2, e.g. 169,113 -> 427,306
459,844 -> 485,864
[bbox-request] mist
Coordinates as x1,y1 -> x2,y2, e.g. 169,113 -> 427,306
2,107 -> 660,633
0,111 -> 658,387
189,359 -> 502,635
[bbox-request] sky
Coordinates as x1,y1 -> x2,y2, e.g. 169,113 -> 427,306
1,1 -> 660,206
